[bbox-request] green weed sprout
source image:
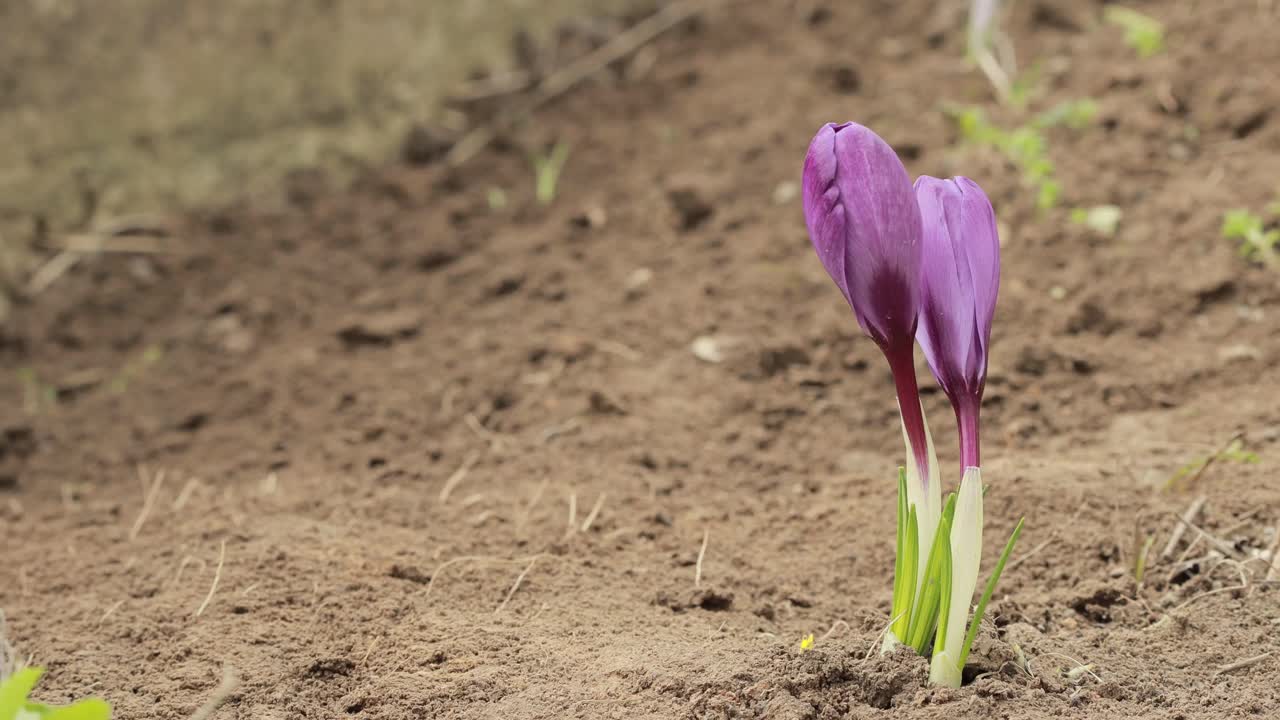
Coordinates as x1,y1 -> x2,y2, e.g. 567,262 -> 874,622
0,668 -> 110,720
486,187 -> 508,211
16,369 -> 57,415
949,99 -> 1096,210
531,142 -> 571,206
1166,437 -> 1258,491
1104,7 -> 1165,58
109,345 -> 163,394
1222,209 -> 1279,267
1132,533 -> 1155,590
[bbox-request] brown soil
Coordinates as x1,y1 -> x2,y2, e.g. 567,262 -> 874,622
3,1 -> 1279,718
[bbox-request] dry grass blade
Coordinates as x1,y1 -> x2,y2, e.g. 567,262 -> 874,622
518,478 -> 549,530
1265,525 -> 1280,582
423,555 -> 541,602
194,539 -> 227,617
695,530 -> 709,587
55,233 -> 172,254
130,466 -> 166,541
1160,495 -> 1206,560
27,251 -> 80,295
494,556 -> 541,614
581,493 -> 606,532
97,599 -> 125,626
1169,511 -> 1241,559
1214,652 -> 1271,677
438,452 -> 482,504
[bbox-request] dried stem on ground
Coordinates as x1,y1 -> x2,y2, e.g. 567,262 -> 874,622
129,466 -> 166,541
495,555 -> 543,614
189,666 -> 240,720
1160,495 -> 1207,560
194,540 -> 227,618
694,530 -> 709,588
438,452 -> 482,504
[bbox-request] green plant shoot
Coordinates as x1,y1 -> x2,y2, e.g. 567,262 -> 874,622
1222,209 -> 1279,267
0,668 -> 111,720
1104,7 -> 1165,58
531,142 -> 571,206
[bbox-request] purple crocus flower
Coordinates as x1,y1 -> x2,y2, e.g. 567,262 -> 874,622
913,176 -> 1001,469
802,122 -> 932,478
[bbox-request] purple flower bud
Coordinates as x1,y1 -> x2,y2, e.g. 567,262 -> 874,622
913,176 -> 1001,469
802,123 -> 923,352
802,122 -> 931,482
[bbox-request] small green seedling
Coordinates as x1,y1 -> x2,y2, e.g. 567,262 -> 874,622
1222,209 -> 1279,267
109,345 -> 163,394
1064,662 -> 1097,684
1071,205 -> 1123,237
1132,533 -> 1155,590
949,99 -> 1096,210
1167,437 -> 1259,491
16,368 -> 57,415
530,142 -> 571,206
0,668 -> 111,720
1104,6 -> 1165,58
486,187 -> 508,211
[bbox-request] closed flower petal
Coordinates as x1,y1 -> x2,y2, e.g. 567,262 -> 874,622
915,176 -> 1000,393
914,175 -> 1001,467
802,122 -> 923,351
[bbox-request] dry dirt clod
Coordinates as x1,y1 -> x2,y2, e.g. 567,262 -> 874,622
401,123 -> 455,166
336,309 -> 423,346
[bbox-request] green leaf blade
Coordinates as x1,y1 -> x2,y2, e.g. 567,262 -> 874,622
959,517 -> 1026,666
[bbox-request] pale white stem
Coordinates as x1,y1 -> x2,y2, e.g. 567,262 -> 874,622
900,401 -> 943,600
930,467 -> 985,687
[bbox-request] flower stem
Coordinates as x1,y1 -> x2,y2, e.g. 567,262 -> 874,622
955,394 -> 981,470
886,345 -> 931,489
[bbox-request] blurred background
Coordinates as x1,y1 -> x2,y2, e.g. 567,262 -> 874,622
0,0 -> 637,320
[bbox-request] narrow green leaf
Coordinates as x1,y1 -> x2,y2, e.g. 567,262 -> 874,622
934,519 -> 954,654
959,517 -> 1026,666
39,699 -> 113,720
2,668 -> 45,720
891,469 -> 908,636
908,515 -> 951,652
1134,534 -> 1156,588
898,505 -> 919,639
